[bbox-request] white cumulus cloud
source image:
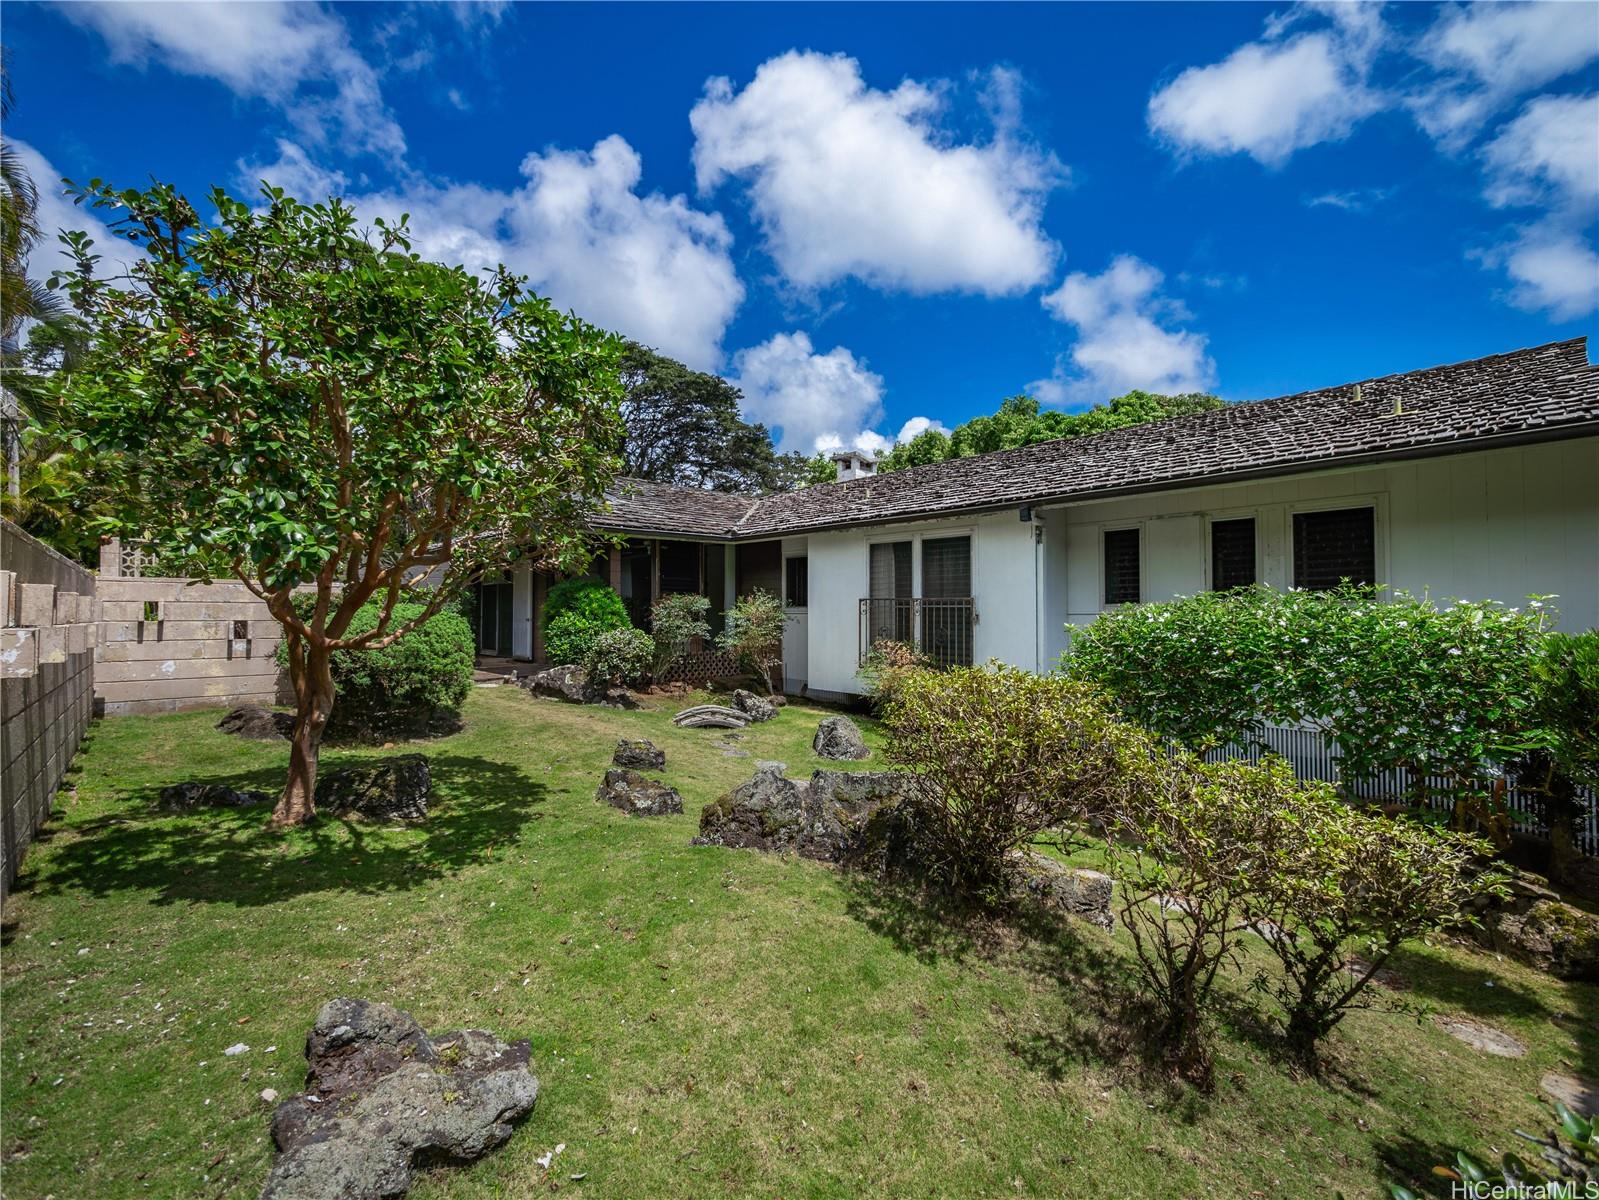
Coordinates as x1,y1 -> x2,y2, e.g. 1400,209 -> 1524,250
1147,9 -> 1385,166
730,332 -> 886,455
1481,93 -> 1599,213
691,51 -> 1063,295
1034,256 -> 1217,405
1411,1 -> 1599,145
244,137 -> 744,369
1478,227 -> 1599,322
10,140 -> 138,286
63,1 -> 406,161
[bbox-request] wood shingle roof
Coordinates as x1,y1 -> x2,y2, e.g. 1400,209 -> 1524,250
600,338 -> 1599,542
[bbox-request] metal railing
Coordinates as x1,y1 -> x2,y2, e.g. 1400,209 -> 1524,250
1200,723 -> 1599,854
858,597 -> 976,670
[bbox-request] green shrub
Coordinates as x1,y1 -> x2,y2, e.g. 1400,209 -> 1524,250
1213,758 -> 1504,1068
1108,756 -> 1269,1087
857,639 -> 930,713
1068,587 -> 1552,810
717,589 -> 784,689
1534,631 -> 1599,791
542,578 -> 630,666
649,592 -> 711,677
276,596 -> 474,739
584,626 -> 654,688
882,663 -> 1162,901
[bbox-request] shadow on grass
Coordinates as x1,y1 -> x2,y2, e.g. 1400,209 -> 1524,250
836,868 -> 1246,1113
14,753 -> 546,908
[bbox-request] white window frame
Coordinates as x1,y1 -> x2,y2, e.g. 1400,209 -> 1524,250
1286,495 -> 1388,592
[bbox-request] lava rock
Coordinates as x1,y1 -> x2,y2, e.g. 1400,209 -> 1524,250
729,689 -> 777,723
158,782 -> 271,811
1488,898 -> 1599,982
1010,851 -> 1115,930
596,768 -> 684,817
523,664 -> 589,704
260,998 -> 538,1200
812,715 -> 870,761
315,756 -> 431,822
694,763 -> 920,861
613,739 -> 666,770
672,704 -> 749,729
216,705 -> 296,741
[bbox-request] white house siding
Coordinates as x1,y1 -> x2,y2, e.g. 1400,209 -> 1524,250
1051,436 -> 1599,639
511,563 -> 534,660
802,509 -> 1046,697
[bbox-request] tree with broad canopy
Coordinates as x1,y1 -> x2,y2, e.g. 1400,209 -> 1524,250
50,181 -> 625,826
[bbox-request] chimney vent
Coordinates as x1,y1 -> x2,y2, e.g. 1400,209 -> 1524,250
831,450 -> 877,482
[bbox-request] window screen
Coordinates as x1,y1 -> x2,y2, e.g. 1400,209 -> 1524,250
1293,507 -> 1375,591
921,536 -> 972,598
785,557 -> 808,608
1103,528 -> 1141,605
869,541 -> 912,599
1210,518 -> 1257,590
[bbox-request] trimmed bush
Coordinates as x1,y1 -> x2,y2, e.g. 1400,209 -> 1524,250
585,626 -> 654,688
277,597 -> 474,740
881,663 -> 1161,901
717,589 -> 784,689
1067,586 -> 1551,809
649,592 -> 711,677
857,639 -> 930,713
542,578 -> 630,666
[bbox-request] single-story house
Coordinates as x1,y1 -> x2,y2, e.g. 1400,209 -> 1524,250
477,337 -> 1599,701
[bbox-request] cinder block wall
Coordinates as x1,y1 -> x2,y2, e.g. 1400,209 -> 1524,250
1,519 -> 96,897
95,571 -> 284,716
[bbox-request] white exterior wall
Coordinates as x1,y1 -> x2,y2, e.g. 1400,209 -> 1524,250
1054,436 -> 1599,638
802,509 -> 1048,696
797,437 -> 1597,697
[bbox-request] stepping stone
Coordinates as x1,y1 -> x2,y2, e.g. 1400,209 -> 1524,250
1433,1014 -> 1527,1058
1540,1072 -> 1599,1115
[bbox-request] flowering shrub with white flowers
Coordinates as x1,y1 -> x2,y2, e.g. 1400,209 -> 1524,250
1065,586 -> 1553,810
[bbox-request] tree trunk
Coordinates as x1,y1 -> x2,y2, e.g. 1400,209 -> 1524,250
1547,763 -> 1581,888
272,640 -> 334,828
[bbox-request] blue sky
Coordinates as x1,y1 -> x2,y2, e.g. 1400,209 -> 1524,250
7,1 -> 1597,454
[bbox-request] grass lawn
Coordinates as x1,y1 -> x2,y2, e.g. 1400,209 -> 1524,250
3,684 -> 1597,1199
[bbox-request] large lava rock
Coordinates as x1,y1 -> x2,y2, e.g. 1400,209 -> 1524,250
812,715 -> 870,761
596,768 -> 684,817
613,739 -> 666,770
159,782 -> 271,811
217,705 -> 296,741
729,689 -> 778,723
260,998 -> 538,1200
315,756 -> 431,822
695,763 -> 920,861
523,664 -> 589,703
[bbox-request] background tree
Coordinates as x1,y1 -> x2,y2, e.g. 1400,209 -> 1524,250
52,181 -> 624,826
618,341 -> 783,492
772,450 -> 836,489
1,48 -> 89,499
878,389 -> 1224,472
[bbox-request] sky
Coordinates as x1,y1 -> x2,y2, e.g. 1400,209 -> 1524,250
6,1 -> 1598,456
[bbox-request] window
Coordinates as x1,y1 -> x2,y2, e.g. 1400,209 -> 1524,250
869,541 -> 912,599
1210,518 -> 1257,590
1293,506 -> 1375,591
784,557 -> 808,608
921,536 -> 971,598
1103,528 -> 1141,605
